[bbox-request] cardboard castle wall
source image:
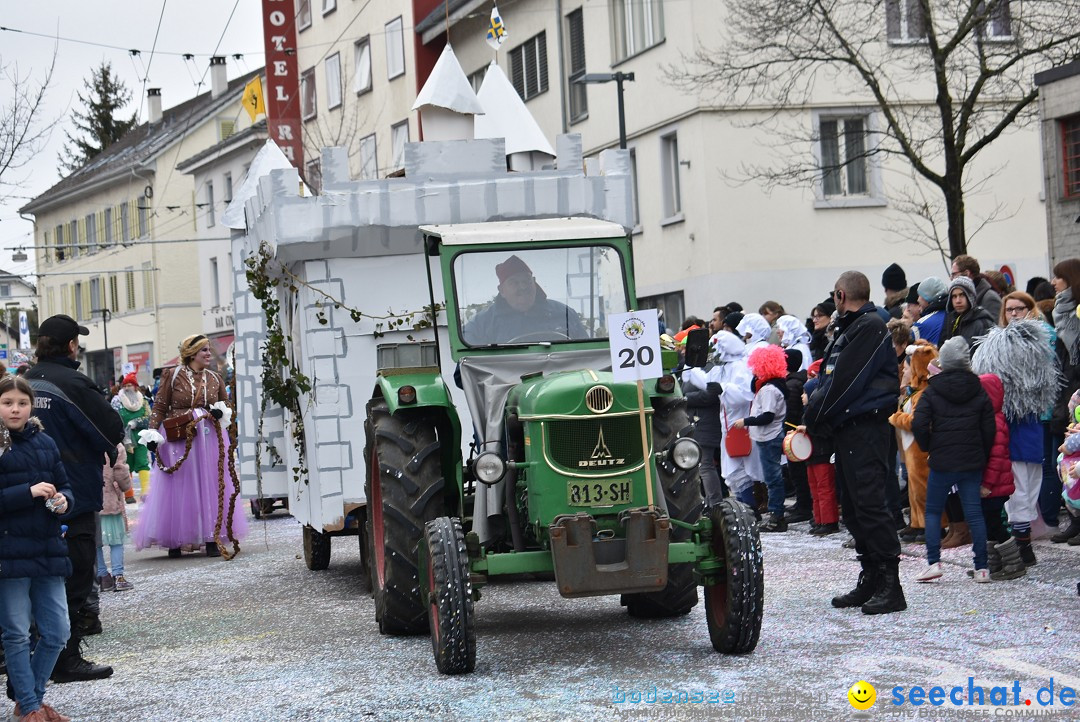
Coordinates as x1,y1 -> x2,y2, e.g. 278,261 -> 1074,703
234,134 -> 632,532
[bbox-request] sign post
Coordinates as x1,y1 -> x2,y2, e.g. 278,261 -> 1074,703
608,309 -> 663,510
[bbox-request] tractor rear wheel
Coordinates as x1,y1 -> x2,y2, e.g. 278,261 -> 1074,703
302,525 -> 331,571
622,397 -> 703,618
422,517 -> 475,674
705,498 -> 764,653
364,401 -> 445,635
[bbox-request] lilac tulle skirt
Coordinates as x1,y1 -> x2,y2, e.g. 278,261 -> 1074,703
133,410 -> 248,550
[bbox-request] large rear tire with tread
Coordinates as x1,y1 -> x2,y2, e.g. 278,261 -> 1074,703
705,498 -> 764,654
623,397 -> 703,617
364,401 -> 445,635
422,517 -> 475,674
303,525 -> 331,571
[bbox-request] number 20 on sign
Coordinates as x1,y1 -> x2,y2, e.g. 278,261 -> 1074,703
608,309 -> 663,382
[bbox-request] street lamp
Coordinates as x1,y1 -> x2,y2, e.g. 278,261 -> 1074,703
573,72 -> 636,150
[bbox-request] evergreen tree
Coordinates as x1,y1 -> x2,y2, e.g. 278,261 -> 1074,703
58,61 -> 136,175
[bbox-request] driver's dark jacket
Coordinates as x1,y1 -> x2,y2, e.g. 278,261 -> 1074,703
463,288 -> 588,345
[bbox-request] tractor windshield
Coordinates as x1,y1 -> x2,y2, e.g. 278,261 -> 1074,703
455,244 -> 629,347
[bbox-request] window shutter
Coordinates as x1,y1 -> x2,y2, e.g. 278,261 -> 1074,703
510,46 -> 525,99
97,212 -> 105,245
221,119 -> 236,139
886,0 -> 901,39
81,284 -> 90,321
537,32 -> 549,94
568,11 -> 585,74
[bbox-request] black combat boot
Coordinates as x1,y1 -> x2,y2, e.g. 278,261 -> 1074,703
831,557 -> 880,608
50,638 -> 113,683
861,560 -> 907,615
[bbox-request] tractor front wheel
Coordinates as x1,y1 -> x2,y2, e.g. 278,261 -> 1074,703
422,517 -> 475,674
704,498 -> 764,654
302,525 -> 331,571
364,402 -> 445,635
622,397 -> 703,617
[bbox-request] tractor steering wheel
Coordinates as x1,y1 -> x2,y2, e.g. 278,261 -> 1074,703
505,330 -> 572,344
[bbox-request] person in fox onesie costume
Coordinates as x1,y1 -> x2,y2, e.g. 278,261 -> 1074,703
889,341 -> 939,543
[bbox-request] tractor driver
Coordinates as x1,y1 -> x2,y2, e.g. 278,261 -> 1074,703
463,254 -> 588,345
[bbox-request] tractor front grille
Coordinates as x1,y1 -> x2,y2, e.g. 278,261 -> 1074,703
545,416 -> 646,473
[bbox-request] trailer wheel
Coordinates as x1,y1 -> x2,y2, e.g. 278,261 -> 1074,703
705,498 -> 764,654
422,517 -> 475,674
622,397 -> 703,617
250,499 -> 262,520
365,401 -> 445,635
303,525 -> 331,571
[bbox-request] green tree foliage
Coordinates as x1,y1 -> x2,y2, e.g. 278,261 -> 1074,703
58,61 -> 136,175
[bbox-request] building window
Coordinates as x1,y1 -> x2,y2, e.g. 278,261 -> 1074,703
820,116 -> 868,197
296,0 -> 311,31
89,277 -> 102,314
0,284 -> 9,298
54,224 -> 65,262
306,159 -> 322,194
1064,115 -> 1080,199
390,121 -> 409,170
69,220 -> 80,258
219,119 -> 236,140
359,134 -> 377,180
385,17 -> 405,80
660,133 -> 682,220
103,208 -> 113,247
223,172 -> 233,203
977,0 -> 1012,39
325,53 -> 342,110
886,0 -> 927,43
638,291 -> 684,336
85,213 -> 98,254
510,32 -> 549,101
354,38 -> 372,94
300,67 -> 317,120
137,202 -> 148,238
210,257 -> 221,308
322,0 -> 336,15
142,262 -> 154,309
567,9 -> 587,122
812,110 -> 886,208
612,0 -> 664,62
126,269 -> 136,310
120,203 -> 131,243
206,180 -> 216,228
468,67 -> 486,95
74,281 -> 84,321
629,148 -> 640,230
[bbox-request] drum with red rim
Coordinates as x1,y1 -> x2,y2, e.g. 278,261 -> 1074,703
783,430 -> 813,462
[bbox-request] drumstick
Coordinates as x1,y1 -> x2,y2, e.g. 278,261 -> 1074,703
784,421 -> 800,429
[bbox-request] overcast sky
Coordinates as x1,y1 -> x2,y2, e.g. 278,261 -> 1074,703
1,1 -> 265,283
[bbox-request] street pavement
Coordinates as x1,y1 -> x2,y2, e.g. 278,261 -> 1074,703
38,507 -> 1080,722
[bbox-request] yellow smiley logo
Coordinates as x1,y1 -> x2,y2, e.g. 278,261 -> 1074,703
848,680 -> 877,710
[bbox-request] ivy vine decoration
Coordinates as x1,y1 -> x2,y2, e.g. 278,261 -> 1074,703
243,241 -> 444,489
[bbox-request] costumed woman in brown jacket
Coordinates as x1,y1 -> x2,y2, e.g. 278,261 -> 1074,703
133,334 -> 246,557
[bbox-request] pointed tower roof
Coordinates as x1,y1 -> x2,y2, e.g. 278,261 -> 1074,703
411,45 -> 485,115
474,61 -> 555,157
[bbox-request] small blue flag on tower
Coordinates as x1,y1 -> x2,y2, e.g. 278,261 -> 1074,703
485,5 -> 507,50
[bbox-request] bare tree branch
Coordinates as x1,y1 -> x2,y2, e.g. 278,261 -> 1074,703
0,48 -> 58,198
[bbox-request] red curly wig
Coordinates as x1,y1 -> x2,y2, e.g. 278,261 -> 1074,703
747,344 -> 788,382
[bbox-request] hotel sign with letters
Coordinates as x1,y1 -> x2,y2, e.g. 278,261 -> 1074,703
261,0 -> 304,169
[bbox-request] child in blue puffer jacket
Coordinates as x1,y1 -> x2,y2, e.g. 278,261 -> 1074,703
0,375 -> 74,722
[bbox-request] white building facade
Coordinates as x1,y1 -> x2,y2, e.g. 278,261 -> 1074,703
418,0 -> 1050,321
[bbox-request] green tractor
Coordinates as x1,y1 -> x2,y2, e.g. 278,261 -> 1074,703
363,218 -> 763,674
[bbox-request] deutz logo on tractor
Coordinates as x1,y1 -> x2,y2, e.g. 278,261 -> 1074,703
581,427 -> 624,467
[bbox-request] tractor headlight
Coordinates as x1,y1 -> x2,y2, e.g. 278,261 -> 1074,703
670,438 -> 701,470
473,451 -> 506,485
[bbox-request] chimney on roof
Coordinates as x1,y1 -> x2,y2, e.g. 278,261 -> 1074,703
147,88 -> 162,124
210,56 -> 228,99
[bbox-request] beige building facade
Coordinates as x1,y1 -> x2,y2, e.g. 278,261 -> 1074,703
21,62 -> 262,387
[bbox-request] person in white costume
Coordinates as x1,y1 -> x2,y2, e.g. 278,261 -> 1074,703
775,315 -> 812,372
737,313 -> 772,354
682,331 -> 763,510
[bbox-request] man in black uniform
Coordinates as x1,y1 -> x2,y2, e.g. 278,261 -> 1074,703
805,272 -> 905,615
26,315 -> 126,681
